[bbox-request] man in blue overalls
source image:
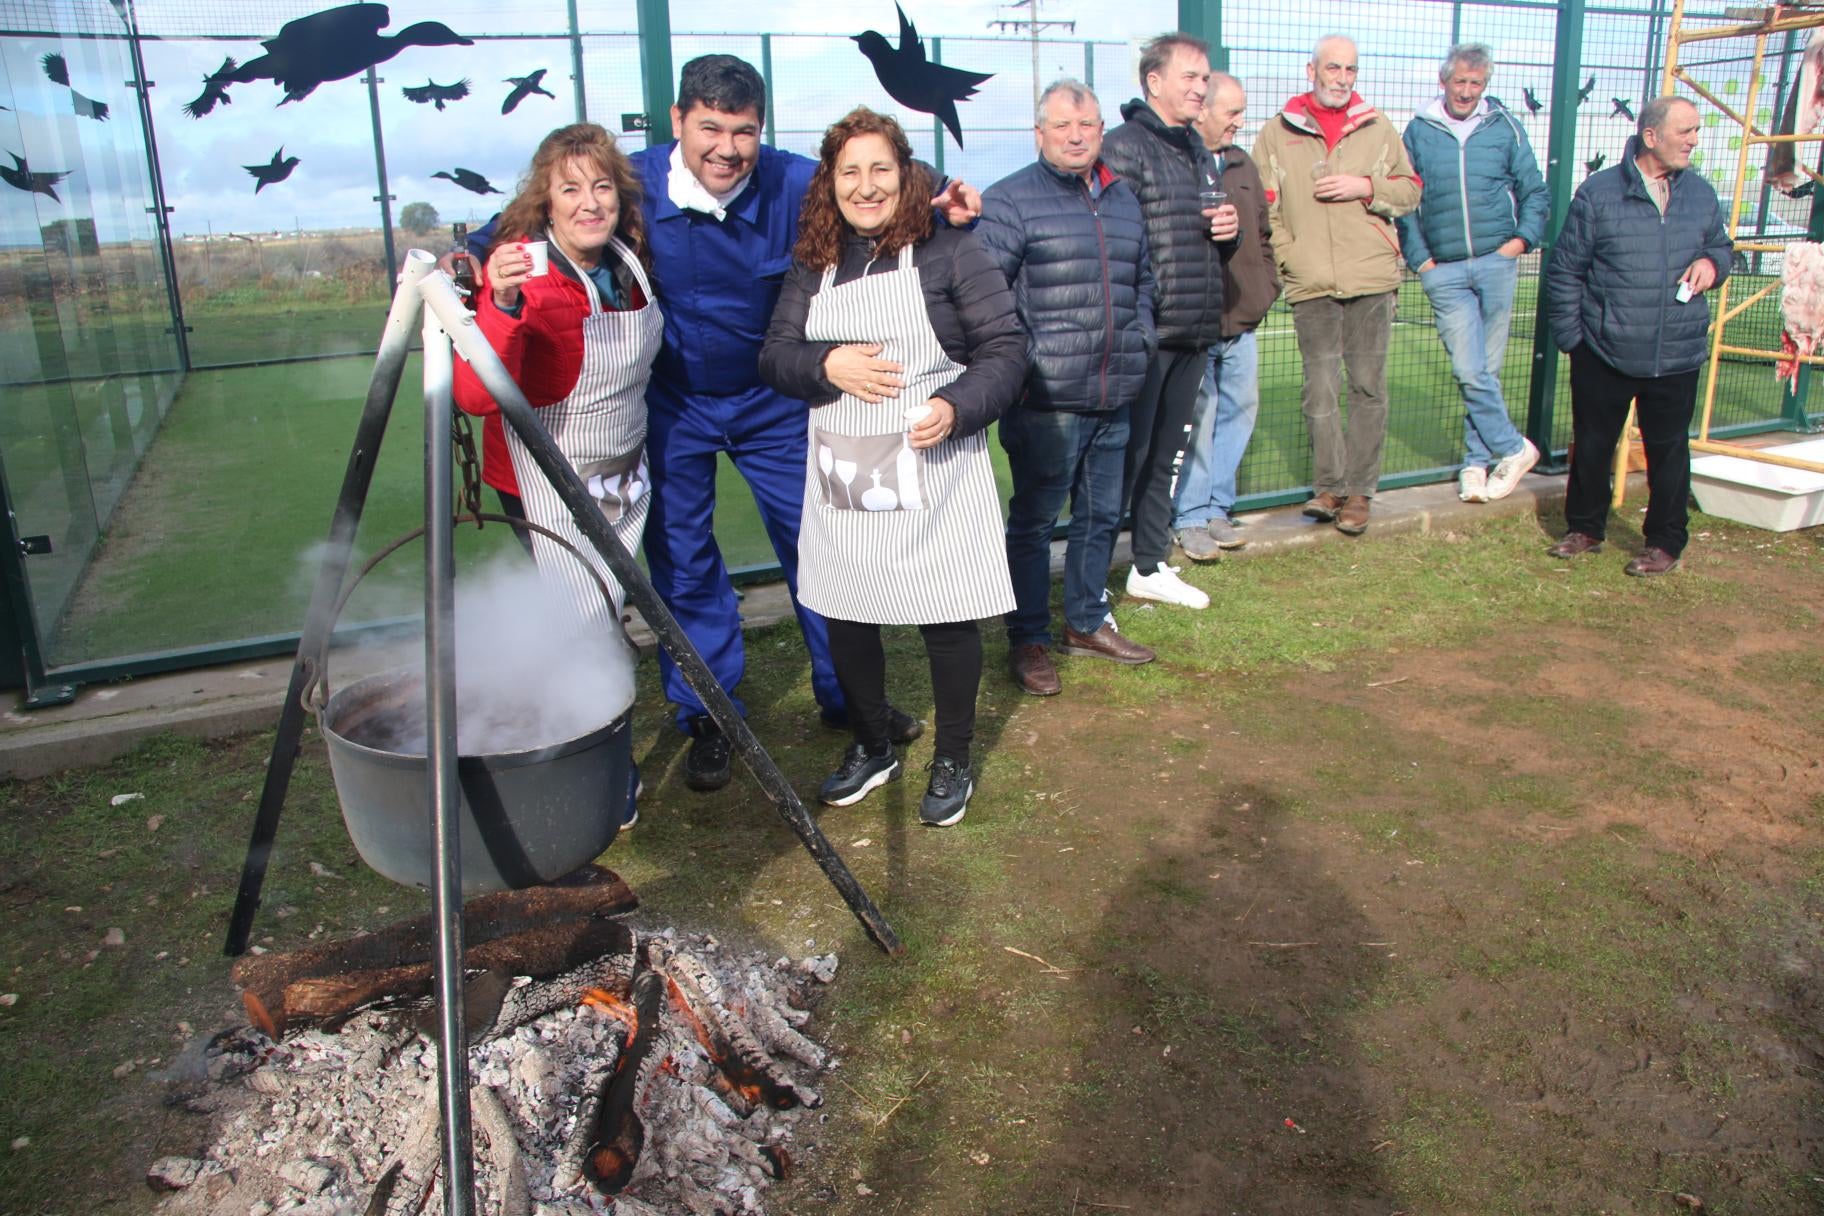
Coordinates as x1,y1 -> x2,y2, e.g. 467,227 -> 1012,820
634,55 -> 979,790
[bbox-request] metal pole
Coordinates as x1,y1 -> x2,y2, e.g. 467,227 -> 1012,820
636,0 -> 675,135
224,254 -> 433,956
420,306 -> 475,1216
931,38 -> 946,177
1523,0 -> 1587,463
412,254 -> 905,956
567,0 -> 588,123
122,0 -> 190,373
762,34 -> 777,147
367,68 -> 399,287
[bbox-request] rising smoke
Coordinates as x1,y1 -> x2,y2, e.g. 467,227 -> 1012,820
340,552 -> 638,755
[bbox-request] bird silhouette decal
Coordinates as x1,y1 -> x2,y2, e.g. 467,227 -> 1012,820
432,167 -> 503,195
1611,97 -> 1635,122
1577,75 -> 1597,104
500,69 -> 555,115
1522,85 -> 1542,115
41,53 -> 110,122
852,4 -> 993,149
181,3 -> 471,118
403,78 -> 470,110
245,147 -> 300,193
0,151 -> 70,202
1585,152 -> 1606,175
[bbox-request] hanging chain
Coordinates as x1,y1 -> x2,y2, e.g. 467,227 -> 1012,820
451,410 -> 484,524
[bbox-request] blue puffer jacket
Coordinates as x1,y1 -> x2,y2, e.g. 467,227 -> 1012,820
975,157 -> 1156,412
1396,97 -> 1548,270
1545,137 -> 1732,377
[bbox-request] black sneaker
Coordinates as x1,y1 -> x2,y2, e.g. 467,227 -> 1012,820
683,716 -> 732,792
820,705 -> 924,745
819,742 -> 901,807
919,755 -> 974,827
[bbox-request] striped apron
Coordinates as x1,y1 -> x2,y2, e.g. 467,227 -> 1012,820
797,243 -> 1014,626
505,235 -> 662,628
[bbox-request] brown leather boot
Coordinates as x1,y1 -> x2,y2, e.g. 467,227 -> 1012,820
1302,491 -> 1344,522
1008,643 -> 1062,695
1335,495 -> 1371,535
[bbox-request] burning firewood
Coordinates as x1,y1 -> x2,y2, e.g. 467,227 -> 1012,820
247,915 -> 634,1036
232,865 -> 635,1035
649,938 -> 823,1111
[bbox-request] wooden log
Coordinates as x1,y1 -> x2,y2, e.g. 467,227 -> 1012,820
472,1083 -> 532,1216
233,866 -> 636,1030
277,919 -> 634,1032
651,940 -> 820,1110
581,968 -> 664,1196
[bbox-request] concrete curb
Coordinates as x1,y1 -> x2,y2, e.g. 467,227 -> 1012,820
0,473 -> 1573,780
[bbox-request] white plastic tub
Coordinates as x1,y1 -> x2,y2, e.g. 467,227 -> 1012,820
1689,437 -> 1824,532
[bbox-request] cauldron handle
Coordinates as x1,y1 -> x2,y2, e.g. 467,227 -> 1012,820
301,512 -> 627,714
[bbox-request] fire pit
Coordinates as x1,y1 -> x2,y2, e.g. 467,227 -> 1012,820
153,879 -> 837,1216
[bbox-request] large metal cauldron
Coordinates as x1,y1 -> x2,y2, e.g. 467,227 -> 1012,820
319,667 -> 630,896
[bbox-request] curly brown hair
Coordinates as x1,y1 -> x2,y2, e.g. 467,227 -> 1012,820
793,107 -> 933,270
492,123 -> 648,270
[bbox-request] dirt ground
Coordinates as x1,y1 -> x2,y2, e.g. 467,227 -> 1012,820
3,522 -> 1821,1216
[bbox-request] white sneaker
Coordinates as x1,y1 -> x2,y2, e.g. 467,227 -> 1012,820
1457,465 -> 1489,503
1484,438 -> 1540,500
1125,562 -> 1210,609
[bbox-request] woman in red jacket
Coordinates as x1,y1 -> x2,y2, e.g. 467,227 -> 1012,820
453,123 -> 662,825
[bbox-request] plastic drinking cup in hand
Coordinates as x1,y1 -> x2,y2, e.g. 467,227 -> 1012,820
904,402 -> 934,431
525,241 -> 549,276
1199,189 -> 1228,213
1310,160 -> 1330,181
1675,280 -> 1695,303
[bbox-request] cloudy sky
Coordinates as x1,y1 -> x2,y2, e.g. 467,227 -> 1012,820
0,0 -> 1799,247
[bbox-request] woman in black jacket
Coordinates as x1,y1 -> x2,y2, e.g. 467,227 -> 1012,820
760,107 -> 1024,827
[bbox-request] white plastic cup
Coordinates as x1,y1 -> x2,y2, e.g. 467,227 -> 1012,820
1199,189 -> 1228,213
525,241 -> 549,277
1310,160 -> 1331,181
904,402 -> 934,430
1675,280 -> 1694,303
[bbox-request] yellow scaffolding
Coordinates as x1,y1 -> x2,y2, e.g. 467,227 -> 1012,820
1662,0 -> 1824,474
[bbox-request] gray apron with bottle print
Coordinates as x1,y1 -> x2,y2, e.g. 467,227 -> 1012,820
504,234 -> 662,627
797,243 -> 1014,625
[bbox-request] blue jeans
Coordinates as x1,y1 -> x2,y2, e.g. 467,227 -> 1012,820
1173,330 -> 1260,528
1419,251 -> 1524,467
1000,406 -> 1130,646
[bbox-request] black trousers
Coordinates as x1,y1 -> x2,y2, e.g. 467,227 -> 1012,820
1565,346 -> 1699,556
825,618 -> 981,763
1122,346 -> 1210,569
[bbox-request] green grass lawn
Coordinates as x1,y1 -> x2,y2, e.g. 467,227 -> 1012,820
2,511 -> 1820,1214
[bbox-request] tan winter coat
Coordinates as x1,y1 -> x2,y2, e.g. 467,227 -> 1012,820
1252,93 -> 1422,304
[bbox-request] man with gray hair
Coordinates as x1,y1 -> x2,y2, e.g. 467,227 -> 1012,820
1101,32 -> 1239,610
1545,95 -> 1730,576
978,79 -> 1159,696
1398,43 -> 1548,503
1253,35 -> 1421,535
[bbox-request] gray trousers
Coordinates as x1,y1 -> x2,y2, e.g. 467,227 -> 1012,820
1291,291 -> 1397,498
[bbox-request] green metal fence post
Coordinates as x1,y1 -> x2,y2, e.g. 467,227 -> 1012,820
1179,0 -> 1226,71
1084,40 -> 1095,92
1523,0 -> 1587,464
567,0 -> 587,122
761,33 -> 777,146
637,0 -> 675,136
931,37 -> 946,179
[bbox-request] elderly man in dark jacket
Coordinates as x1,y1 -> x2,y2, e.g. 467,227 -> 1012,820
978,78 -> 1159,697
1101,31 -> 1238,611
1545,95 -> 1731,576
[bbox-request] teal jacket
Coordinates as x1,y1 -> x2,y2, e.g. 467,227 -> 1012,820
1396,96 -> 1548,270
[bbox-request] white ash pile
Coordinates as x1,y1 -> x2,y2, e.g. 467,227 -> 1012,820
150,930 -> 840,1216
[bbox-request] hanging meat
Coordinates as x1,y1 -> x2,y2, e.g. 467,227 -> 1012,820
1776,240 -> 1824,391
1768,27 -> 1824,194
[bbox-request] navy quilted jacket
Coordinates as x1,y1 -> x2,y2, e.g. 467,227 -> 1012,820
975,157 -> 1157,412
1545,137 -> 1732,377
1101,100 -> 1231,349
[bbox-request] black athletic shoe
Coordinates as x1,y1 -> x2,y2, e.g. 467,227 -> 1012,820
919,755 -> 974,827
819,742 -> 901,806
683,716 -> 732,792
820,705 -> 924,745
